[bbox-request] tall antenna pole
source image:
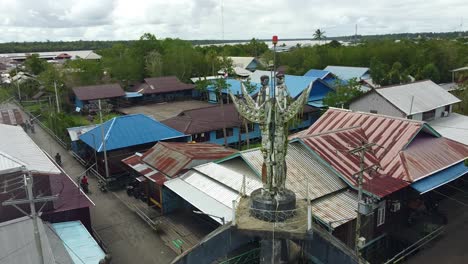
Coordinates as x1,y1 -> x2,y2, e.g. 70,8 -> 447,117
354,24 -> 358,44
221,0 -> 225,41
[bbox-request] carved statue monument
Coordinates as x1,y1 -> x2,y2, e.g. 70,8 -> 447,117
230,73 -> 311,220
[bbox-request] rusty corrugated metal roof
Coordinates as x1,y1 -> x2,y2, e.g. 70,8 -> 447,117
311,190 -> 358,228
220,141 -> 347,200
141,142 -> 237,178
401,136 -> 468,181
296,108 -> 468,197
0,109 -> 23,125
122,142 -> 237,179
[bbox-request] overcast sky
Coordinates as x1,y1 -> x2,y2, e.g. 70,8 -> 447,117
0,0 -> 467,42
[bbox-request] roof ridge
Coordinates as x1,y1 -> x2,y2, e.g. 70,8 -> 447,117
375,79 -> 433,90
328,107 -> 425,125
300,126 -> 364,139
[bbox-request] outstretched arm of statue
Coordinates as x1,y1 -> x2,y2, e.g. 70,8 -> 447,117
281,84 -> 312,123
230,92 -> 266,124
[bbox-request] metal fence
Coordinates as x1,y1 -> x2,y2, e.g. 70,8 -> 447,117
218,248 -> 260,264
384,226 -> 444,264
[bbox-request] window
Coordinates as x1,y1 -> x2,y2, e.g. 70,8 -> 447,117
215,128 -> 234,139
422,109 -> 436,121
445,105 -> 450,112
377,203 -> 386,227
193,132 -> 210,142
370,110 -> 378,114
407,115 -> 413,119
240,123 -> 255,134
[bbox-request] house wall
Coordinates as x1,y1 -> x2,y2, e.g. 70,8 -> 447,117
409,105 -> 452,121
208,124 -> 261,146
350,92 -> 405,118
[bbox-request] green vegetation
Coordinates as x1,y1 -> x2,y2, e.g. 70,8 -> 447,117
323,78 -> 363,108
277,39 -> 468,84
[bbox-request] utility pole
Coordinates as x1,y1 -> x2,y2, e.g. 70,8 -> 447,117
348,142 -> 378,262
54,81 -> 60,113
98,99 -> 110,179
2,172 -> 58,264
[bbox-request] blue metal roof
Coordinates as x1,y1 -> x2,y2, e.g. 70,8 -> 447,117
304,69 -> 331,79
323,66 -> 370,81
51,221 -> 106,264
79,114 -> 186,152
411,162 -> 468,194
207,79 -> 261,96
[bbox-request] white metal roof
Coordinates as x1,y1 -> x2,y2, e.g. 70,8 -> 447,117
0,124 -> 60,174
233,66 -> 252,77
228,56 -> 256,69
0,50 -> 101,60
233,142 -> 347,200
0,151 -> 25,174
67,124 -> 97,142
165,174 -> 234,224
429,113 -> 468,146
375,80 -> 461,115
0,216 -> 56,264
167,160 -> 356,227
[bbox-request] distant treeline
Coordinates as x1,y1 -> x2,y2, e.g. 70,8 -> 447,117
0,30 -> 466,53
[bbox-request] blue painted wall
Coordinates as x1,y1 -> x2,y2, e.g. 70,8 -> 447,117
75,98 -> 84,108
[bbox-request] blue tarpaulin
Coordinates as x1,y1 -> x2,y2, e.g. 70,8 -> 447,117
51,221 -> 106,264
411,162 -> 468,194
125,92 -> 143,98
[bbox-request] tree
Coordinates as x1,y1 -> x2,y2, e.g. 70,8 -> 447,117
323,78 -> 363,108
211,78 -> 231,146
420,63 -> 441,83
145,50 -> 163,77
370,57 -> 387,86
24,54 -> 47,75
313,29 -> 326,44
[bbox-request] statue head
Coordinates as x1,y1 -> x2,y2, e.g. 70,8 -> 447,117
276,73 -> 285,85
260,75 -> 270,87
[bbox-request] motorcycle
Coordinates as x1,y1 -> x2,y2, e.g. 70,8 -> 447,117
80,182 -> 89,193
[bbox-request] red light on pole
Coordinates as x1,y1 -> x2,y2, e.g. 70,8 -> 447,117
272,35 -> 278,45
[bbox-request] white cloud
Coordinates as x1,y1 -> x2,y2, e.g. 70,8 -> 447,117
0,0 -> 467,42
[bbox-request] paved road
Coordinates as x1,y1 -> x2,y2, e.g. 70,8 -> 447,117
21,111 -> 176,263
405,181 -> 468,264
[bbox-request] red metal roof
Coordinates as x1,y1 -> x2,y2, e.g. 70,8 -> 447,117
0,109 -> 24,125
400,136 -> 468,181
73,83 -> 125,101
135,76 -> 194,95
296,108 -> 468,197
122,142 -> 237,179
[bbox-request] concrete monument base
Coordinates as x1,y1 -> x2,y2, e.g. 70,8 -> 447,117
250,188 -> 296,222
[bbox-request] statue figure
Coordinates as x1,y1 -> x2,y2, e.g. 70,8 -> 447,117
230,74 -> 311,196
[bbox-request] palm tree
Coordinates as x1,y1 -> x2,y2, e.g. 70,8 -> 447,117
313,29 -> 326,45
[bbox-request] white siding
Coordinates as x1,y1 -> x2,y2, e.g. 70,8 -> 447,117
350,92 -> 405,118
